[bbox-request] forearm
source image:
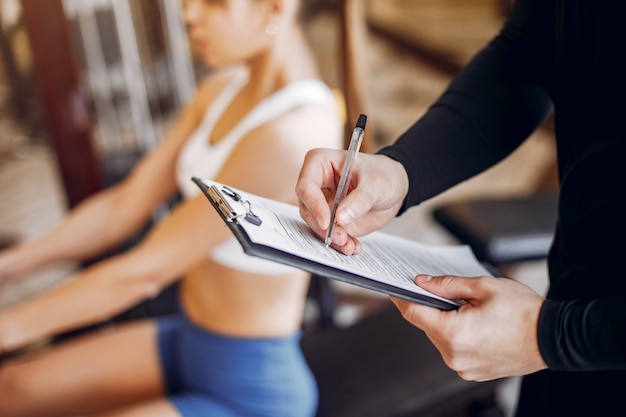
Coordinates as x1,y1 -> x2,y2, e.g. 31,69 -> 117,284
0,250 -> 172,352
5,186 -> 153,279
379,0 -> 554,211
0,196 -> 228,351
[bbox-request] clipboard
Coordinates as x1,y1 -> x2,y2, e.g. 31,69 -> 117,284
193,177 -> 494,311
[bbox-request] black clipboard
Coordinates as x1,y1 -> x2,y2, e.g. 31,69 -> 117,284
193,177 -> 492,311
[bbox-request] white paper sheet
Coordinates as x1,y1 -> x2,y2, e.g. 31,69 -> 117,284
203,180 -> 493,306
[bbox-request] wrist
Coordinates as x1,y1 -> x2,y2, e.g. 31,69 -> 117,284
388,157 -> 410,216
393,158 -> 410,201
529,299 -> 549,373
0,311 -> 25,354
0,244 -> 30,282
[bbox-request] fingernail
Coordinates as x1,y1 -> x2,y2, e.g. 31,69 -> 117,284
416,274 -> 432,283
337,207 -> 355,225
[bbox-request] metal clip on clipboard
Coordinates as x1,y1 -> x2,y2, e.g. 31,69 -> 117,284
207,185 -> 262,226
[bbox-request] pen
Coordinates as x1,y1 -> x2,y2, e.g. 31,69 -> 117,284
325,114 -> 367,248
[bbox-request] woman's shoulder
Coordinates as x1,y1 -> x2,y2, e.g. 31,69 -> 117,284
257,90 -> 343,150
284,79 -> 342,127
223,75 -> 342,149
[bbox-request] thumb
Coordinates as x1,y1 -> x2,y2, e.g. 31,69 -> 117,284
335,186 -> 376,226
415,274 -> 477,302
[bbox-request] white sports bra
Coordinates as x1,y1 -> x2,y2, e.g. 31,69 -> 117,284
176,67 -> 338,274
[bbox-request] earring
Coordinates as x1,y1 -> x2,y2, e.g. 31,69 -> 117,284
265,22 -> 279,36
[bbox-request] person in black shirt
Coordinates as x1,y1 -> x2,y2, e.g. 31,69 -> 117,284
295,0 -> 626,415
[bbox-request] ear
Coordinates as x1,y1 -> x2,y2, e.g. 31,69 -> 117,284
267,0 -> 295,20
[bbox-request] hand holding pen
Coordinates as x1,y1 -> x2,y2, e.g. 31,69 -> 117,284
325,114 -> 367,247
296,115 -> 410,255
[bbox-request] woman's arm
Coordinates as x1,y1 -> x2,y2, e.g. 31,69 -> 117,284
0,88 -> 206,283
0,90 -> 341,353
0,192 -> 230,352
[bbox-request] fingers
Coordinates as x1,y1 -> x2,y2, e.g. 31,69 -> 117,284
392,276 -> 547,381
295,181 -> 331,232
390,274 -> 492,335
296,150 -> 409,254
329,233 -> 362,255
390,296 -> 445,332
415,274 -> 490,303
334,183 -> 379,227
296,186 -> 363,255
295,149 -> 343,231
298,199 -> 328,238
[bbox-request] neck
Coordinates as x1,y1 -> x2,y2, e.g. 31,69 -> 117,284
245,25 -> 320,102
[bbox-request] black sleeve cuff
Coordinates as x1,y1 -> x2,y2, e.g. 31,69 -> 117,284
538,298 -> 626,371
376,146 -> 418,216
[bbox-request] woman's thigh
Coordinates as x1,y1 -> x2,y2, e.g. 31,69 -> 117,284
162,319 -> 317,417
0,319 -> 166,417
93,397 -> 181,417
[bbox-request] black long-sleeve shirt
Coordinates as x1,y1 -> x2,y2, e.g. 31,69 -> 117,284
378,0 -> 626,415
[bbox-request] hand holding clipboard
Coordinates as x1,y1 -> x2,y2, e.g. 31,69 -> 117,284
193,178 -> 493,311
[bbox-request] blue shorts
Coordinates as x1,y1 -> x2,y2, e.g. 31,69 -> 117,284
157,312 -> 317,417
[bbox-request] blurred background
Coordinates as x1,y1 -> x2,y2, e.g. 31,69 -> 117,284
0,0 -> 556,415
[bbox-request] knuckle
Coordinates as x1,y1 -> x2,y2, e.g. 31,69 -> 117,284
474,275 -> 495,291
294,181 -> 305,198
441,351 -> 462,372
456,370 -> 474,381
439,275 -> 458,289
305,148 -> 320,160
399,305 -> 415,324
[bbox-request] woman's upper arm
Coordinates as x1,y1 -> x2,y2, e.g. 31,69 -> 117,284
112,78 -> 219,216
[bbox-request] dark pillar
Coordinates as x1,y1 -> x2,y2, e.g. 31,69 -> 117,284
21,0 -> 103,208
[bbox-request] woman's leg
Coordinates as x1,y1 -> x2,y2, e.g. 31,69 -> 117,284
92,397 -> 181,417
0,319 -> 170,417
165,321 -> 317,417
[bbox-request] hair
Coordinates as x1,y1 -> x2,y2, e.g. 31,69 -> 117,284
297,0 -> 373,152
